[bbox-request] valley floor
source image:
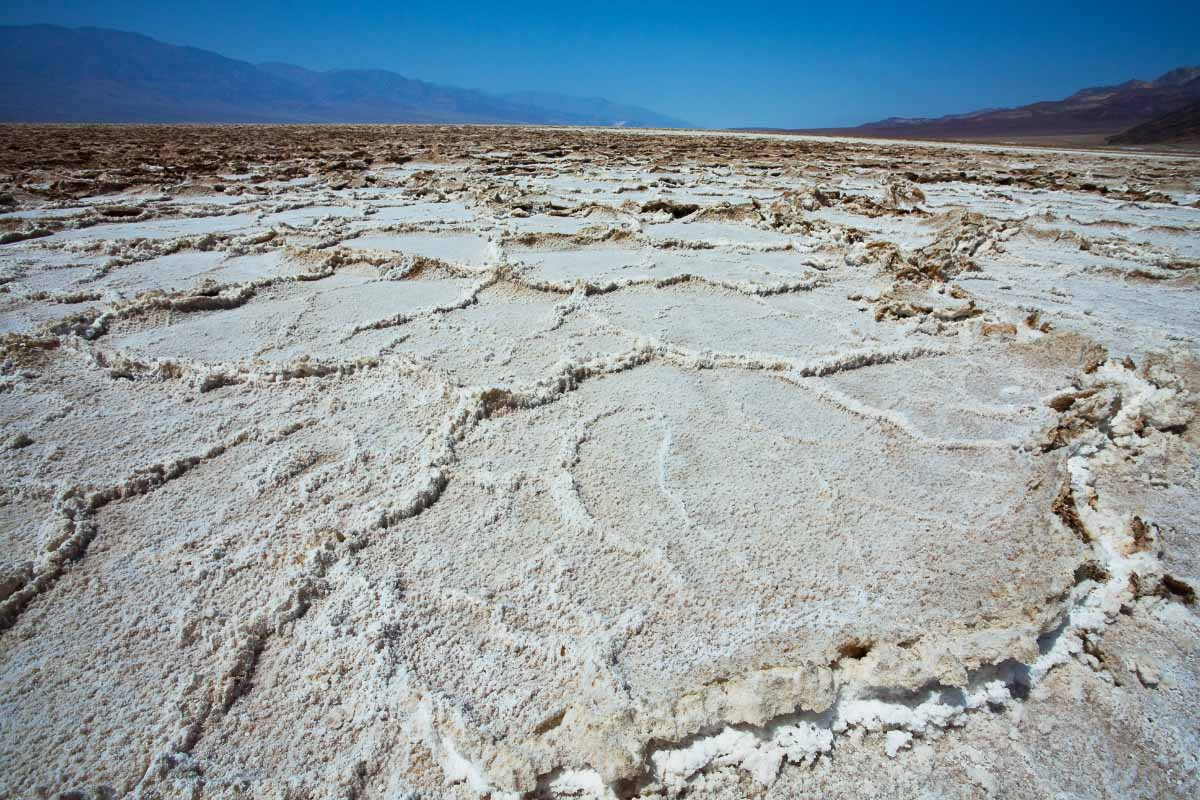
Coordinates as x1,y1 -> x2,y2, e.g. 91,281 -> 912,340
0,125 -> 1198,799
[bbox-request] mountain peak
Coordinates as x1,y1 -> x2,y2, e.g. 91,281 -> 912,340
1153,66 -> 1200,87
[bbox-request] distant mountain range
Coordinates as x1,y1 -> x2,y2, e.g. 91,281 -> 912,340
806,67 -> 1200,142
0,25 -> 690,127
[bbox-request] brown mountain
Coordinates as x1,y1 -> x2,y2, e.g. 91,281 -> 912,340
827,67 -> 1200,141
1107,100 -> 1200,145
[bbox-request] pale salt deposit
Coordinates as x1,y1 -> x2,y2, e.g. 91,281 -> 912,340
0,125 -> 1197,799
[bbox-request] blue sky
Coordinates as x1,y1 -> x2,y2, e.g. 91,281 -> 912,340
2,1 -> 1198,128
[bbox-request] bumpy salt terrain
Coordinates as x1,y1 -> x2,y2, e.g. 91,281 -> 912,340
1,126 -> 1198,799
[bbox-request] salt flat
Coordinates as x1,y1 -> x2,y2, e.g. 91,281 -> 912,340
0,125 -> 1197,799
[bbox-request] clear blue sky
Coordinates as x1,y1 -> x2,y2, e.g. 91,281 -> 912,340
2,1 -> 1198,128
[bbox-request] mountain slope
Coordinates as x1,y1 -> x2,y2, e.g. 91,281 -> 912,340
501,91 -> 690,129
0,25 -> 689,127
255,62 -> 569,125
1107,100 -> 1200,145
839,67 -> 1200,140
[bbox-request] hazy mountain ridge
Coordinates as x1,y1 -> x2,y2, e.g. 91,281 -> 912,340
0,25 -> 690,127
500,91 -> 687,128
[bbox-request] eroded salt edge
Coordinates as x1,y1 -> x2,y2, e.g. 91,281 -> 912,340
425,360 -> 1190,799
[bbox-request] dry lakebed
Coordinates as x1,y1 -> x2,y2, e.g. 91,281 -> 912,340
0,125 -> 1198,799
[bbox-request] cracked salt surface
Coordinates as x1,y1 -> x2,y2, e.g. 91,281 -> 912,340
0,125 -> 1198,799
345,231 -> 496,269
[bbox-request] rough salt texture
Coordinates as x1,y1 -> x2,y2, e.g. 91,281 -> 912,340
0,125 -> 1197,799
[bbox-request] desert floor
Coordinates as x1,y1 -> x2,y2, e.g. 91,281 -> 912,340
1,125 -> 1198,799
